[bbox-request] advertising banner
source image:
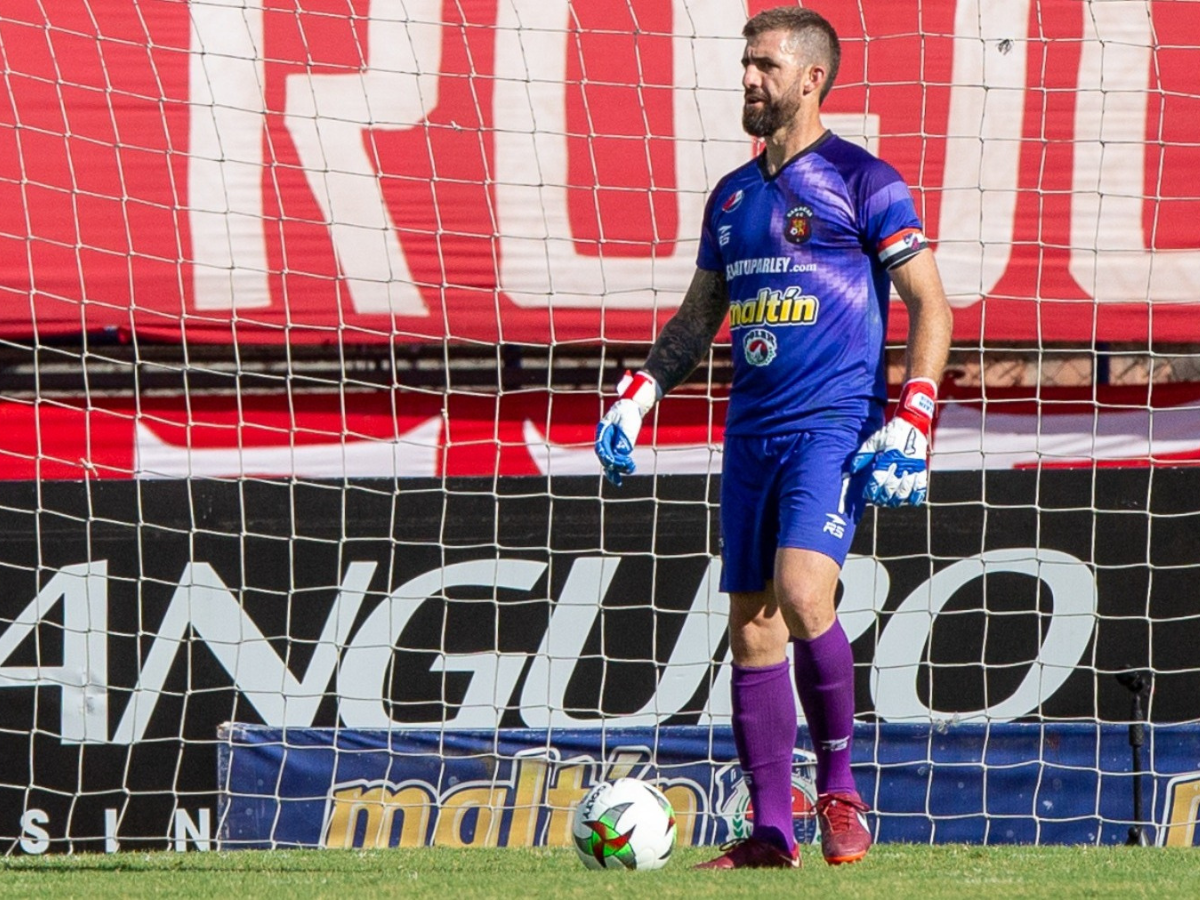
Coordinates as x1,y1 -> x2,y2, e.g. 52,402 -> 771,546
2,383 -> 1198,481
3,1 -> 1200,345
0,471 -> 1197,849
216,724 -> 1200,848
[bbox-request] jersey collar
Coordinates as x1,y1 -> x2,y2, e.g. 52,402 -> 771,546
757,129 -> 834,181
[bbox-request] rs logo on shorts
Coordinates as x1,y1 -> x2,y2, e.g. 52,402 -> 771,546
823,513 -> 846,539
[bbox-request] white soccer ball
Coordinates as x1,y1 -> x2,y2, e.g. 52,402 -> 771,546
571,777 -> 676,871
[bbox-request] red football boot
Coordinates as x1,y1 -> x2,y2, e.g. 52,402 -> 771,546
815,792 -> 872,865
693,837 -> 801,870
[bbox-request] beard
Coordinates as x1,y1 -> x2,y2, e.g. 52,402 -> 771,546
742,82 -> 803,138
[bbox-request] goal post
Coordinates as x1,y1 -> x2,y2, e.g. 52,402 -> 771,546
0,0 -> 1199,852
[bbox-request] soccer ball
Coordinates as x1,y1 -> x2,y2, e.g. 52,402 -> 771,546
572,777 -> 676,871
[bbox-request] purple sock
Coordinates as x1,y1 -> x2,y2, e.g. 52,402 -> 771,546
791,619 -> 858,796
731,659 -> 797,852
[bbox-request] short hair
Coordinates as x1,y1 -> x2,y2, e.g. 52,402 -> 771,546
743,6 -> 841,102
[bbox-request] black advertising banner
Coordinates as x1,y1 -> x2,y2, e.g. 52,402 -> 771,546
0,471 -> 1197,850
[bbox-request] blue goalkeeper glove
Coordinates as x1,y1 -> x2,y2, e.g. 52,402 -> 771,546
851,378 -> 937,507
594,370 -> 661,487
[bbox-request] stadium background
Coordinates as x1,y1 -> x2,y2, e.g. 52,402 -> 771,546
1,0 -> 1198,853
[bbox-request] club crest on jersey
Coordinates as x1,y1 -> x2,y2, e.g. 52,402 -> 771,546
743,328 -> 778,366
784,205 -> 814,244
722,189 -> 744,213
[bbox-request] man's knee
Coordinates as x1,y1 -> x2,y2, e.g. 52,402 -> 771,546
728,589 -> 790,665
775,548 -> 842,638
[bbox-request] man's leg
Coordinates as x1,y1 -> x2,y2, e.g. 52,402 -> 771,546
728,590 -> 796,853
776,547 -> 871,864
695,589 -> 801,869
779,546 -> 856,795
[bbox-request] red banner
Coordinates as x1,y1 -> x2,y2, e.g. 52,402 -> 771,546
2,1 -> 1199,346
1,384 -> 1197,480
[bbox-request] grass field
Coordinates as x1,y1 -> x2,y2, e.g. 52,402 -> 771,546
2,845 -> 1198,900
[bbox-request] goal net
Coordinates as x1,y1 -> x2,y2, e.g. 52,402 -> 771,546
1,0 -> 1199,853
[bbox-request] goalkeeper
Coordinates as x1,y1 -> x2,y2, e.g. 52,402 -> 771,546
595,5 -> 952,871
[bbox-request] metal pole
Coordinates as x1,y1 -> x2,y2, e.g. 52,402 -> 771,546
1116,670 -> 1152,846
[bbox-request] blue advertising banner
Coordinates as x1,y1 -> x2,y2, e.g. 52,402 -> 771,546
218,724 -> 1200,849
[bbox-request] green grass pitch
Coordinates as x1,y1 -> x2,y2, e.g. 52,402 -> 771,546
3,845 -> 1199,900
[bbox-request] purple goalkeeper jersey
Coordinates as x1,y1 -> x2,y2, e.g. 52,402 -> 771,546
696,131 -> 927,436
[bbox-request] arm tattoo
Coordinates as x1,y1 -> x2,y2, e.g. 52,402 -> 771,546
642,269 -> 729,394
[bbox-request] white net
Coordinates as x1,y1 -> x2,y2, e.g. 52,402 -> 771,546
0,0 -> 1198,853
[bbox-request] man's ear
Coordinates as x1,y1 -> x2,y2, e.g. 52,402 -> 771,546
804,63 -> 827,98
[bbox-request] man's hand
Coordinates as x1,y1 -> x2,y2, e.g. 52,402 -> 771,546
594,371 -> 660,486
851,379 -> 936,507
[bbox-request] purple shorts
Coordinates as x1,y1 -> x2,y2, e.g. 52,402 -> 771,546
719,425 -> 873,594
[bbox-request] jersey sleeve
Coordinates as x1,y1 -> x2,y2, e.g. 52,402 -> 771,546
857,161 -> 928,270
694,178 -> 727,272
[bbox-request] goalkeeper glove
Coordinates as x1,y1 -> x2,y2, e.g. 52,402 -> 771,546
594,370 -> 661,487
851,378 -> 937,507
